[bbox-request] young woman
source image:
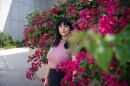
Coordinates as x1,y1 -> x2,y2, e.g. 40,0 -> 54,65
44,18 -> 77,86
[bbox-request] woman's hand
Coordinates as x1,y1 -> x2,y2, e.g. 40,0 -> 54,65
44,78 -> 48,86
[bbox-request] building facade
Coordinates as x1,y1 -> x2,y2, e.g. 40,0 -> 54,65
0,0 -> 64,41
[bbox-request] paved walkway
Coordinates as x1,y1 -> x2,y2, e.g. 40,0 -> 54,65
0,47 -> 43,86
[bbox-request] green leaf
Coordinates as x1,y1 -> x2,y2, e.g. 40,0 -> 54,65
68,31 -> 85,52
95,72 -> 103,84
114,41 -> 130,65
126,63 -> 130,86
69,30 -> 113,72
80,60 -> 87,68
113,45 -> 127,65
84,31 -> 112,72
94,38 -> 112,72
113,24 -> 130,65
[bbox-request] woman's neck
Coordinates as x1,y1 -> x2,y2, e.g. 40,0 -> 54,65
62,36 -> 67,41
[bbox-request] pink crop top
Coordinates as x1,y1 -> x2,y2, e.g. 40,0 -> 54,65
47,40 -> 71,69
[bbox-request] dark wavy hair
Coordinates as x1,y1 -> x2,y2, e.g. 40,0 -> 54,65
52,17 -> 73,49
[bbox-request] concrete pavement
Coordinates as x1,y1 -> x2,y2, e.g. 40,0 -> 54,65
0,47 -> 43,86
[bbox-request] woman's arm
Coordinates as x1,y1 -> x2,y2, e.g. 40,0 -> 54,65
72,55 -> 76,61
45,62 -> 50,79
72,54 -> 77,81
71,43 -> 79,80
44,62 -> 50,86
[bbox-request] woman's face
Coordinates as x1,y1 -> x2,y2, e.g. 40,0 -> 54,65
58,22 -> 70,37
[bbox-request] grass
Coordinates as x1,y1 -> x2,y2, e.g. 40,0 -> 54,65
3,45 -> 17,49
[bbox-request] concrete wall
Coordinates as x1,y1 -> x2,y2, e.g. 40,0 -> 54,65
49,0 -> 66,7
0,0 -> 49,41
0,0 -> 66,41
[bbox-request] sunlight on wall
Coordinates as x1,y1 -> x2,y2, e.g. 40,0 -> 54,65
0,0 -> 12,32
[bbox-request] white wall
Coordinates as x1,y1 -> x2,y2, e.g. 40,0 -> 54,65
0,0 -> 13,36
0,0 -> 49,41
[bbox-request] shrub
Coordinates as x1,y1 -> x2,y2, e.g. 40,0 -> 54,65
0,32 -> 25,48
23,0 -> 130,85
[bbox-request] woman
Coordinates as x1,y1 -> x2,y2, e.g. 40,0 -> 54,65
44,17 -> 76,86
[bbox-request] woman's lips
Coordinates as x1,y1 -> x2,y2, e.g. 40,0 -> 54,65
62,32 -> 66,33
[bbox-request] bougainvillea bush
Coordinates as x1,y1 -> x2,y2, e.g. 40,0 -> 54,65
23,0 -> 130,85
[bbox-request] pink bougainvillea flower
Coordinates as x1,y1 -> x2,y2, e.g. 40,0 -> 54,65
41,78 -> 45,82
86,2 -> 91,7
51,7 -> 58,15
77,68 -> 85,75
68,5 -> 75,15
79,0 -> 84,3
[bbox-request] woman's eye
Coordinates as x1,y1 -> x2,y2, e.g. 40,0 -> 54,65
59,25 -> 62,28
65,25 -> 69,27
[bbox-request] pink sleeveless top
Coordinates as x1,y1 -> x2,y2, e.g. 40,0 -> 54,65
47,40 -> 71,69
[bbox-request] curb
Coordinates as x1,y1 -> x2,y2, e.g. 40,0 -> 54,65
0,47 -> 29,56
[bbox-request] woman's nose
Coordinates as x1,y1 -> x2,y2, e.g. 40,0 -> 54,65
62,26 -> 65,30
